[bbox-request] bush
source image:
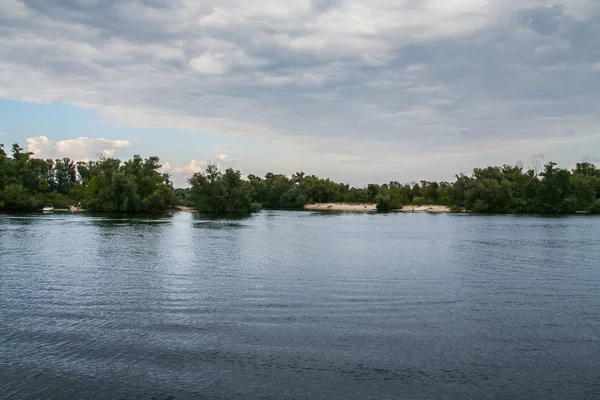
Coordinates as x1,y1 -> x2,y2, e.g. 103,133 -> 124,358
68,184 -> 87,203
376,195 -> 392,211
0,184 -> 39,210
589,199 -> 600,214
43,192 -> 71,209
560,196 -> 578,214
412,196 -> 426,205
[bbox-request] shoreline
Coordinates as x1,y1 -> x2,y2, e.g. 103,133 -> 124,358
303,203 -> 453,213
400,205 -> 452,213
175,206 -> 196,212
304,203 -> 377,212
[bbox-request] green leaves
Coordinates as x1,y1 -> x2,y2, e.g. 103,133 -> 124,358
83,156 -> 174,212
0,184 -> 37,210
0,144 -> 174,212
375,195 -> 392,211
189,163 -> 257,215
447,161 -> 600,213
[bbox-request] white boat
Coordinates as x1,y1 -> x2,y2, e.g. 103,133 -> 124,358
42,206 -> 54,212
412,206 -> 428,212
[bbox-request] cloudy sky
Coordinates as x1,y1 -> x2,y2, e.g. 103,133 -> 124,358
1,0 -> 599,187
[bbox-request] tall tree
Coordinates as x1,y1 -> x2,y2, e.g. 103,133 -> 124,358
189,163 -> 258,214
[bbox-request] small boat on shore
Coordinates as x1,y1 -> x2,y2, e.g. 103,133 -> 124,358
412,206 -> 428,212
42,206 -> 54,213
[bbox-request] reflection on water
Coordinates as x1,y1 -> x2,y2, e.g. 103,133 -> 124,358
84,212 -> 174,228
192,221 -> 248,230
1,211 -> 599,399
192,213 -> 251,230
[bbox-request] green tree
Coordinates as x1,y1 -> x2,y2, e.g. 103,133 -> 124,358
0,184 -> 38,210
189,163 -> 258,215
573,162 -> 600,178
367,184 -> 380,201
0,144 -> 7,192
53,158 -> 77,194
537,162 -> 573,213
570,173 -> 596,211
189,163 -> 226,213
174,188 -> 194,207
376,194 -> 392,211
68,183 -> 87,203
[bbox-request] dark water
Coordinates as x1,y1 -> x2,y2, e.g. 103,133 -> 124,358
1,211 -> 599,399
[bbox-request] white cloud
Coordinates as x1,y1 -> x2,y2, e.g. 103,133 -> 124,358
189,55 -> 228,75
405,64 -> 427,72
26,136 -> 130,160
3,0 -> 31,19
161,159 -> 207,187
161,159 -> 206,175
400,107 -> 436,117
160,155 -> 237,186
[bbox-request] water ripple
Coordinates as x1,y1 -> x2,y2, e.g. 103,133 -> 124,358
1,212 -> 600,399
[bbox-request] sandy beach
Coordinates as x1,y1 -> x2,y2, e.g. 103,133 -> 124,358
400,205 -> 452,213
304,203 -> 377,212
304,203 -> 452,212
175,203 -> 450,213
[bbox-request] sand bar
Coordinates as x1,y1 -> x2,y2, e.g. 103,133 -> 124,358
400,205 -> 452,213
304,203 -> 377,212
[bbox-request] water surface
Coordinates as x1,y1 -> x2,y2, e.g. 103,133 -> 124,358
1,211 -> 599,399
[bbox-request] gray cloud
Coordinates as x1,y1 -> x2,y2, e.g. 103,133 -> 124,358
1,0 -> 600,183
582,156 -> 600,163
520,5 -> 566,36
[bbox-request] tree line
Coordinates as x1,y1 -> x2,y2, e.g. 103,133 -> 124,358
0,143 -> 174,212
181,160 -> 600,214
2,142 -> 599,214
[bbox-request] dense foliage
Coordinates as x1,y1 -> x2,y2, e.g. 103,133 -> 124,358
189,163 -> 259,214
185,161 -> 600,214
374,162 -> 600,213
448,162 -> 600,213
2,142 -> 599,214
0,143 -> 174,212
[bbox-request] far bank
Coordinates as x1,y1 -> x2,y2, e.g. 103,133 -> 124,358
303,203 -> 452,213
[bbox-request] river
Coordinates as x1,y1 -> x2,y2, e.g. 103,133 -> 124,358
1,211 -> 599,399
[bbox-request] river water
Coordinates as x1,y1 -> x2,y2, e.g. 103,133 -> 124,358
1,211 -> 599,399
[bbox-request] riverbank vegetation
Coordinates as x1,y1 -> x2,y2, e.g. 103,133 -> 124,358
189,163 -> 260,214
0,144 -> 174,212
1,143 -> 599,214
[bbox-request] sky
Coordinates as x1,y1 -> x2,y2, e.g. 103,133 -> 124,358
1,0 -> 599,187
